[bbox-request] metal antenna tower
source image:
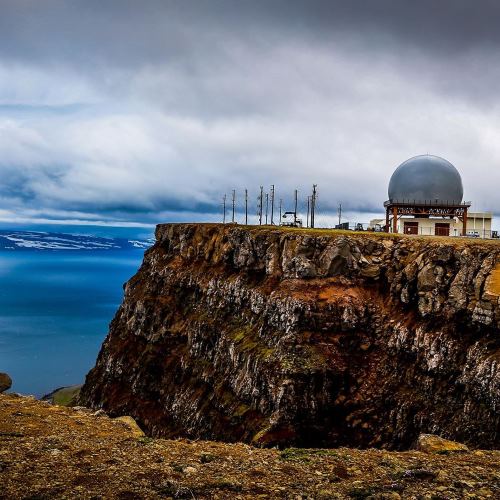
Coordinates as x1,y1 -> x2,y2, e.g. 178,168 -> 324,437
258,186 -> 263,225
231,189 -> 236,223
270,184 -> 275,225
294,189 -> 298,225
306,196 -> 310,228
223,194 -> 227,224
310,184 -> 317,228
279,198 -> 283,224
338,203 -> 342,226
244,189 -> 248,225
265,193 -> 269,224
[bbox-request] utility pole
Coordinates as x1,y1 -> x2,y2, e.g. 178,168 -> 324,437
270,185 -> 275,225
231,189 -> 236,223
306,196 -> 310,228
244,189 -> 248,225
259,186 -> 263,225
338,203 -> 342,226
311,184 -> 317,228
294,189 -> 298,225
223,194 -> 227,224
265,193 -> 269,225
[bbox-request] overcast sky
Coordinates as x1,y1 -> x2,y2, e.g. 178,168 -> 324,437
1,0 -> 500,227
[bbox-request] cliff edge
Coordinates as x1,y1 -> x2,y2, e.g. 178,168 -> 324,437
80,224 -> 500,449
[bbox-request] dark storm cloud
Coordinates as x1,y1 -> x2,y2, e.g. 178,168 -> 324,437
0,0 -> 500,226
2,0 -> 500,64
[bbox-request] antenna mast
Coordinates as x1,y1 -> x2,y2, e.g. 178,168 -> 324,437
294,189 -> 298,225
244,189 -> 248,225
231,189 -> 236,223
259,186 -> 263,225
310,184 -> 317,228
223,194 -> 227,224
306,196 -> 310,228
265,193 -> 269,224
270,184 -> 275,225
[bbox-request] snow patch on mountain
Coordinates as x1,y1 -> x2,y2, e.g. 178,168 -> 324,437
0,231 -> 153,251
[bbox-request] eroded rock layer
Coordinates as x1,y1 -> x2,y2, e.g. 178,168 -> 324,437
80,224 -> 500,449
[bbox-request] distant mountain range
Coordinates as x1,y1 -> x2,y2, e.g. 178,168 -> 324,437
0,230 -> 154,251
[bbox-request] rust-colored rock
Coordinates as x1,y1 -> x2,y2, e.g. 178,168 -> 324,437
113,415 -> 145,438
416,434 -> 469,454
80,224 -> 500,449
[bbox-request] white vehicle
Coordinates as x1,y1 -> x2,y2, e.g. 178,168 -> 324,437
281,211 -> 303,228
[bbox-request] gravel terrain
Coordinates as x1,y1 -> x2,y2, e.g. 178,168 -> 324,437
1,394 -> 499,499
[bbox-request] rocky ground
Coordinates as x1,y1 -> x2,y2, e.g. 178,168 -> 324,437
1,393 -> 499,499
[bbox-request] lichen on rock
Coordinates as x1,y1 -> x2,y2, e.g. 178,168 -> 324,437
416,434 -> 469,454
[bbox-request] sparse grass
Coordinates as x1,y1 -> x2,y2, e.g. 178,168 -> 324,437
249,225 -> 500,247
46,385 -> 81,406
137,436 -> 155,445
163,222 -> 500,247
233,404 -> 250,417
230,323 -> 275,360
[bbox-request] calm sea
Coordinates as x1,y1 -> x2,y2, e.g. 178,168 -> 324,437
0,250 -> 144,396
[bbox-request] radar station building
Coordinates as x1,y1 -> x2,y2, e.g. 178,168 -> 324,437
369,155 -> 494,238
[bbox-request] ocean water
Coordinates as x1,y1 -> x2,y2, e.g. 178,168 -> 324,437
0,250 -> 144,396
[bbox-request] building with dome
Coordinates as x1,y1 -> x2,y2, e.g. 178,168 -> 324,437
369,155 -> 494,238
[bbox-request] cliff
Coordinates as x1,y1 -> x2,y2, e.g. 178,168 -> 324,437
80,224 -> 500,449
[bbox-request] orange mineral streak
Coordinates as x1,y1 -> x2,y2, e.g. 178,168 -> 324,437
485,262 -> 500,297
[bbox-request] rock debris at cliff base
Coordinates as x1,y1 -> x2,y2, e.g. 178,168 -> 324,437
1,394 -> 499,499
80,224 -> 500,450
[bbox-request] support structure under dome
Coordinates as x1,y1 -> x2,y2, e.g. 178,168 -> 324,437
384,199 -> 471,236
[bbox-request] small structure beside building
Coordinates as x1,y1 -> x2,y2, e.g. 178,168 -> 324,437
368,155 -> 495,238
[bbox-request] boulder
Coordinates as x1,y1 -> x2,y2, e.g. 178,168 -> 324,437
0,373 -> 12,393
416,434 -> 469,454
113,416 -> 145,438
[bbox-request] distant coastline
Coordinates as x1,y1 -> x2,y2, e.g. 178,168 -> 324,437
0,229 -> 154,251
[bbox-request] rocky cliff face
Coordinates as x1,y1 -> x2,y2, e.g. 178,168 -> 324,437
80,224 -> 500,449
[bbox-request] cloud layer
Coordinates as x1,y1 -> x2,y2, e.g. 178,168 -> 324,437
1,0 -> 500,226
